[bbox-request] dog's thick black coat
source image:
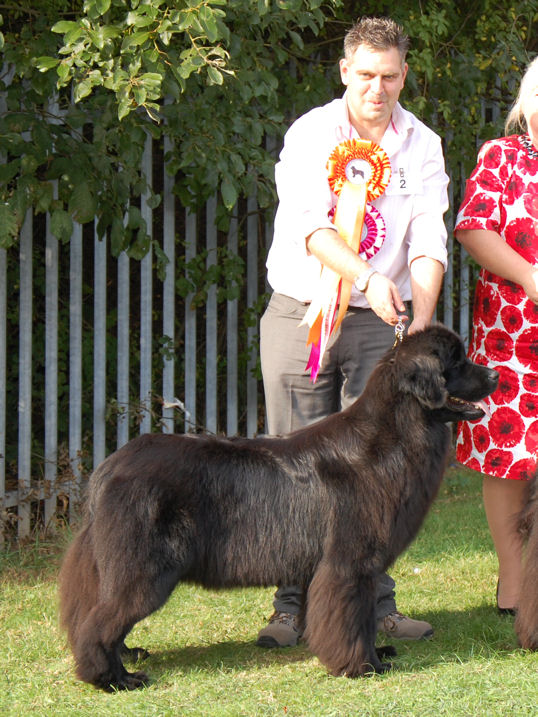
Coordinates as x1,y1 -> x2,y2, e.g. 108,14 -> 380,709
515,471 -> 538,650
59,325 -> 498,690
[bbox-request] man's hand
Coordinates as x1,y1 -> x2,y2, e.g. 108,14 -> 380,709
364,273 -> 408,325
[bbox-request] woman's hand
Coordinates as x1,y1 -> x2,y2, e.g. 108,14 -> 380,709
521,266 -> 538,304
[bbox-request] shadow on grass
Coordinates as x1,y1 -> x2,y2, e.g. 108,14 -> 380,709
128,605 -> 526,681
130,638 -> 312,676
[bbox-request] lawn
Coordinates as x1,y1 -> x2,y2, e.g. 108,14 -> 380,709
1,467 -> 536,716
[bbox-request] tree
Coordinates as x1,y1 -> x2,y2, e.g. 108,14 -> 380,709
0,0 -> 337,253
0,0 -> 536,252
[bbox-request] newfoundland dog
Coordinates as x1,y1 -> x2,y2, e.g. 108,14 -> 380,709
59,324 -> 498,690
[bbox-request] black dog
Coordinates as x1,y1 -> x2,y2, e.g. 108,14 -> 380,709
515,471 -> 538,650
59,325 -> 498,690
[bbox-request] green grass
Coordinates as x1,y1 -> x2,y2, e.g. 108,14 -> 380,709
1,467 -> 537,716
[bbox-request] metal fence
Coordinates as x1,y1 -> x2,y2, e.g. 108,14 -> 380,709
0,134 -> 474,543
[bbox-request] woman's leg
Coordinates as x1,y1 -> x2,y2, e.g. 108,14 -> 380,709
482,474 -> 528,609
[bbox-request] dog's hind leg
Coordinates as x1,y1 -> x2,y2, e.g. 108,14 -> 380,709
73,564 -> 182,691
59,525 -> 99,654
73,601 -> 148,691
304,560 -> 392,677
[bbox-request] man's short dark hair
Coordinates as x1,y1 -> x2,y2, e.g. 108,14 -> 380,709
344,17 -> 410,62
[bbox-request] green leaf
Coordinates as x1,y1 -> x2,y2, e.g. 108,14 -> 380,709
153,240 -> 170,281
127,227 -> 151,259
221,175 -> 237,209
35,57 -> 60,72
118,97 -> 133,120
64,26 -> 84,44
73,79 -> 93,102
110,214 -> 126,255
133,86 -> 147,105
0,204 -> 19,248
68,182 -> 97,223
57,62 -> 71,80
51,21 -> 80,34
35,182 -> 54,214
127,205 -> 144,229
288,30 -> 304,49
207,65 -> 223,85
146,192 -> 161,209
126,12 -> 155,28
50,208 -> 73,242
0,159 -> 20,184
121,31 -> 150,51
198,6 -> 219,43
95,0 -> 111,15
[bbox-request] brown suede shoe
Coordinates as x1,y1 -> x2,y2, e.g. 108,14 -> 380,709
256,611 -> 302,648
377,611 -> 434,640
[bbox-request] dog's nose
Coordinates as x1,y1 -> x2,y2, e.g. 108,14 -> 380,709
488,368 -> 500,386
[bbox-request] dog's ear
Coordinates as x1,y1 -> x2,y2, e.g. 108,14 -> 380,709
398,354 -> 447,408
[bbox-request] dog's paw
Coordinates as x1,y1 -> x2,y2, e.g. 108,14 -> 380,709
376,645 -> 397,659
341,658 -> 394,678
120,644 -> 150,662
377,661 -> 393,674
106,670 -> 150,691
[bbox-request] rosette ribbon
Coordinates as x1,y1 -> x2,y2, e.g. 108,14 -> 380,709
300,139 -> 391,381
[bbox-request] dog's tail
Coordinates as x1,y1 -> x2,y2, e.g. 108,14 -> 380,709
58,522 -> 99,652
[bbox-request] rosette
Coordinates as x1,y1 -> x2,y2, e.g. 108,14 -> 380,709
327,139 -> 391,200
300,140 -> 391,381
359,204 -> 386,260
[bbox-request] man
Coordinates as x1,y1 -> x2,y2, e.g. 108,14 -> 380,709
257,17 -> 449,648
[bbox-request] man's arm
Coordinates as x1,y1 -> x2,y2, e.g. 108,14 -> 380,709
306,228 -> 408,326
408,256 -> 444,334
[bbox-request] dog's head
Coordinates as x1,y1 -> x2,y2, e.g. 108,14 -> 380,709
390,324 -> 498,422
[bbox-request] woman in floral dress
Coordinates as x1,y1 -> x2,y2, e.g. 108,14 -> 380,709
455,57 -> 538,614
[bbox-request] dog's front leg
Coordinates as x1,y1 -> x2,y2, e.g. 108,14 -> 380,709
304,560 -> 391,677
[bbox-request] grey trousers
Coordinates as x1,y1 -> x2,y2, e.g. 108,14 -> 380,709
260,292 -> 408,619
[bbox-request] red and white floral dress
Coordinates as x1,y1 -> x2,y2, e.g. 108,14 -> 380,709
455,134 -> 538,480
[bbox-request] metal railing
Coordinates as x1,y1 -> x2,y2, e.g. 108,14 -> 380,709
0,135 -> 474,542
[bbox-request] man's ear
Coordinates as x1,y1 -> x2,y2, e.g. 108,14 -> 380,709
399,355 -> 447,409
339,57 -> 350,86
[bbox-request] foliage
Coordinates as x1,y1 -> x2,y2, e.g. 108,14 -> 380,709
0,0 -> 337,252
399,0 -> 537,173
1,1 -> 536,251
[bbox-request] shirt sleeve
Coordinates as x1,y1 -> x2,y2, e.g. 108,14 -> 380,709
406,132 -> 449,270
454,139 -> 503,233
273,113 -> 337,246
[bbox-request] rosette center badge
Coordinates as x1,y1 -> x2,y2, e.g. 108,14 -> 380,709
345,158 -> 372,185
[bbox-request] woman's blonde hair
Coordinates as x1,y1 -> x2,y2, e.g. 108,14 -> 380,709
505,56 -> 538,134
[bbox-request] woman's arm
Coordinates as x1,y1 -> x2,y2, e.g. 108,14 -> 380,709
456,228 -> 538,303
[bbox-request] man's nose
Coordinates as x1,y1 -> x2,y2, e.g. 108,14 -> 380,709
370,76 -> 383,93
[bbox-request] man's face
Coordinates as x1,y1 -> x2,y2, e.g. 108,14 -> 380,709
340,45 -> 408,131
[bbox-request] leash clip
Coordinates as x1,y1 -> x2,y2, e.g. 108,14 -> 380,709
392,319 -> 405,348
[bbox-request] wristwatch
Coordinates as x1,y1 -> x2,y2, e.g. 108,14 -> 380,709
353,267 -> 378,292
